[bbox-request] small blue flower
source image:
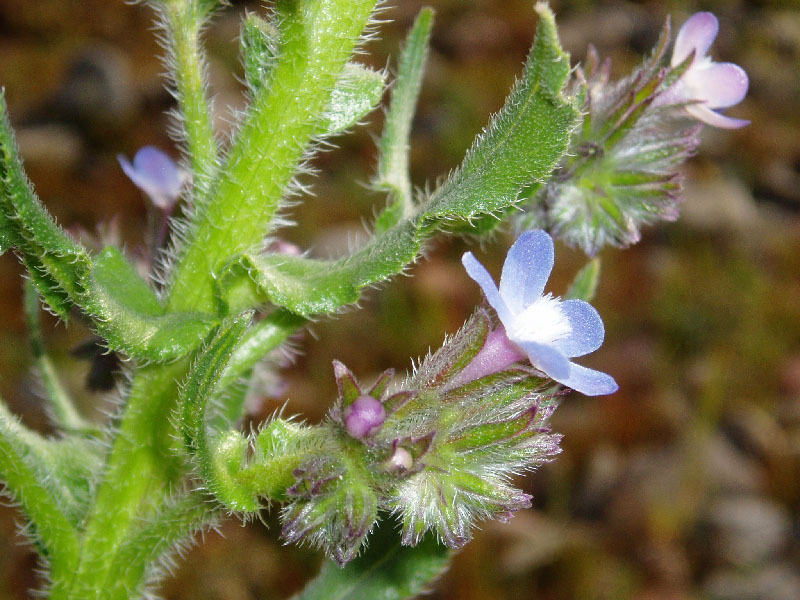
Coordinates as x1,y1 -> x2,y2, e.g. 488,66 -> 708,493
656,12 -> 749,129
117,146 -> 183,209
462,230 -> 618,396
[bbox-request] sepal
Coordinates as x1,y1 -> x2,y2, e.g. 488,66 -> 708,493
282,449 -> 379,565
520,17 -> 703,255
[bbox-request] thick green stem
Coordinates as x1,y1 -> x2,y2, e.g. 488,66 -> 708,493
167,0 -> 379,313
46,1 -> 377,596
50,362 -> 187,598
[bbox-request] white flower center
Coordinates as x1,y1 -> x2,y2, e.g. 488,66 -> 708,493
508,294 -> 571,346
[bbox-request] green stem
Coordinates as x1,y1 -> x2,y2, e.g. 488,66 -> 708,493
108,490 -> 220,598
167,0 -> 379,313
160,0 -> 219,199
23,282 -> 95,434
48,1 -> 378,596
0,399 -> 80,570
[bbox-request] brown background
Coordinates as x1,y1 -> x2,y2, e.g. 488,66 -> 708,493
0,1 -> 799,598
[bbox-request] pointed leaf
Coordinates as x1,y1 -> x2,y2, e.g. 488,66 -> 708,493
320,63 -> 386,136
24,282 -> 95,434
374,8 -> 434,228
423,3 -> 580,228
217,6 -> 579,317
241,13 -> 280,96
565,258 -> 601,302
294,518 -> 450,600
213,309 -> 306,428
0,399 -> 81,561
180,313 -> 260,511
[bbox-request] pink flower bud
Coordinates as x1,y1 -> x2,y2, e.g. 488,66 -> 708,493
344,395 -> 386,439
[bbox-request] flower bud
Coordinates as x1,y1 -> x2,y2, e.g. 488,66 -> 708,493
344,395 -> 386,438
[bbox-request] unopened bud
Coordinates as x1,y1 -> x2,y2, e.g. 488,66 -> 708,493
344,395 -> 386,439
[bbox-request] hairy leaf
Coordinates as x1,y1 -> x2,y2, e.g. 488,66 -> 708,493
180,313 -> 260,511
320,63 -> 386,136
1,92 -> 219,361
86,248 -> 219,362
219,5 -> 579,317
0,399 -> 82,561
374,7 -> 434,228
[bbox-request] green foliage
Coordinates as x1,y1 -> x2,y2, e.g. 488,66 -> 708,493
180,313 -> 260,511
0,399 -> 83,564
218,5 -> 579,318
566,258 -> 601,302
426,3 -> 579,230
295,518 -> 450,600
167,0 -> 381,312
1,94 -> 219,362
87,247 -> 219,361
157,0 -> 220,197
241,13 -> 280,96
320,63 -> 386,136
374,8 -> 434,228
0,1 -> 605,597
23,282 -> 96,434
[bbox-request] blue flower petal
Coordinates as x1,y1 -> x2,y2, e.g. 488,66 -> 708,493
118,146 -> 181,208
515,339 -> 571,381
554,299 -> 605,358
499,230 -> 554,314
558,361 -> 618,396
462,252 -> 513,324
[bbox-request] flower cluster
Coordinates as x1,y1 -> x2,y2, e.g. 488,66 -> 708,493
275,230 -> 617,562
519,12 -> 749,255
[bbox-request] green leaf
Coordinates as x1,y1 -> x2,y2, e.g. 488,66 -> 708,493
0,89 -> 91,318
243,17 -> 386,137
1,92 -> 218,360
212,309 -> 306,428
565,258 -> 601,301
0,202 -> 12,255
241,13 -> 280,96
320,63 -> 386,136
222,220 -> 419,317
0,398 -> 81,562
375,8 -> 434,230
294,517 -> 450,600
111,490 -> 220,599
423,3 -> 579,229
86,247 -> 219,362
180,313 -> 260,511
218,5 -> 579,318
24,282 -> 97,434
157,0 -> 219,199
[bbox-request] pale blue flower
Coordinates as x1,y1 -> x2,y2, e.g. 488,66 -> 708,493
462,230 -> 618,396
656,12 -> 749,129
117,146 -> 183,209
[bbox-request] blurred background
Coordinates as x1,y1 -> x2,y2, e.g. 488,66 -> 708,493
0,0 -> 799,598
